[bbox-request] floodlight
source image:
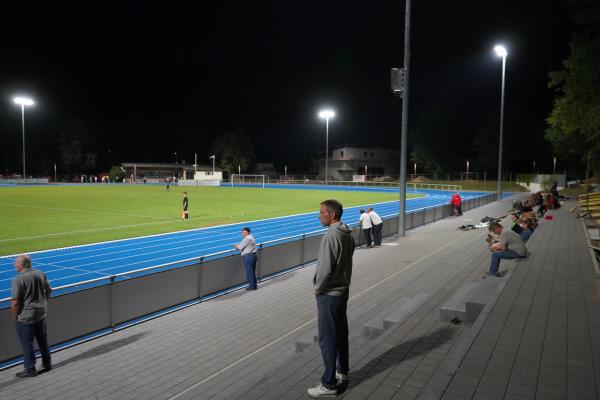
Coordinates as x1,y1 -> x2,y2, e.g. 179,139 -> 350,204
13,97 -> 34,106
494,45 -> 507,58
318,110 -> 335,119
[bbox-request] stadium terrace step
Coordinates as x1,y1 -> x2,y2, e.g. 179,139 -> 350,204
362,292 -> 429,339
440,277 -> 504,323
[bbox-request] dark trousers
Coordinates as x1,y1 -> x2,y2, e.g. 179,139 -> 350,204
242,253 -> 257,289
372,223 -> 383,245
362,228 -> 372,247
316,294 -> 349,390
16,319 -> 51,372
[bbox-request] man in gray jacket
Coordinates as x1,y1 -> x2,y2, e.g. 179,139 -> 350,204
308,199 -> 355,398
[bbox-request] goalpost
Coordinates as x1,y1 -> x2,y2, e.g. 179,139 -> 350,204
230,174 -> 266,188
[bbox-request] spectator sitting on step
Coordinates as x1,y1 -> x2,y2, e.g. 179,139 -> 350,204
487,222 -> 527,277
518,216 -> 535,243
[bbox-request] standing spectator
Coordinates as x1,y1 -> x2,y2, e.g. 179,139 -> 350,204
182,192 -> 189,220
358,209 -> 373,247
451,192 -> 463,216
488,222 -> 526,277
368,207 -> 383,246
308,200 -> 354,398
11,255 -> 52,378
234,227 -> 257,290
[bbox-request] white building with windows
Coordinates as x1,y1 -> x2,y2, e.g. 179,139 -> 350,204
315,147 -> 399,181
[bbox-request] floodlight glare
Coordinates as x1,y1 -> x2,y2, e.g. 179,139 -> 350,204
318,110 -> 335,119
494,45 -> 507,58
13,97 -> 34,106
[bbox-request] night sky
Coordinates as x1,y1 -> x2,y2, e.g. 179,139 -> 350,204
0,1 -> 573,175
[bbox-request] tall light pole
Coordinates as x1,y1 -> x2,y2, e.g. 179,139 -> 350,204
494,44 -> 508,201
209,154 -> 215,174
397,0 -> 412,237
13,97 -> 34,178
318,109 -> 335,184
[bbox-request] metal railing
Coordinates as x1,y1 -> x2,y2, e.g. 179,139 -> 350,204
230,179 -> 462,192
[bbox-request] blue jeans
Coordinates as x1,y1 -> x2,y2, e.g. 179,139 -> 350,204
242,253 -> 257,289
520,229 -> 532,243
490,250 -> 523,275
16,319 -> 51,372
316,294 -> 349,390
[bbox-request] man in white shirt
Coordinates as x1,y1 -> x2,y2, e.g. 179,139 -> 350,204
368,207 -> 383,246
234,227 -> 258,290
358,209 -> 373,247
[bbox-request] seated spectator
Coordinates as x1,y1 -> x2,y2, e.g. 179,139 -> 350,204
488,222 -> 527,277
518,217 -> 535,243
510,214 -> 524,234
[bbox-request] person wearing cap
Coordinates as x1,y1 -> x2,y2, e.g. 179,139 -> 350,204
234,227 -> 258,290
11,254 -> 52,378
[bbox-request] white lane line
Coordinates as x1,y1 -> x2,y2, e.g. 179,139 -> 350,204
0,199 -> 403,259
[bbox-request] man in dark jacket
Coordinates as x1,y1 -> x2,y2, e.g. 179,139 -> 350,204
308,199 -> 355,398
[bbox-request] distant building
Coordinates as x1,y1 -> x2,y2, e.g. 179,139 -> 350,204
314,147 -> 399,181
121,162 -> 219,180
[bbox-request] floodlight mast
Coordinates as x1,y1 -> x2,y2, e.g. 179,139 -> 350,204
392,0 -> 412,238
318,109 -> 335,184
13,97 -> 34,179
494,44 -> 507,201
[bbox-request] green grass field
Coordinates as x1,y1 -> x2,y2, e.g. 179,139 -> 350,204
0,185 -> 420,256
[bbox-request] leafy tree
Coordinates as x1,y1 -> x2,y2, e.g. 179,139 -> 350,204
408,103 -> 463,174
472,112 -> 500,172
108,165 -> 124,182
546,0 -> 600,176
58,119 -> 104,174
209,126 -> 255,176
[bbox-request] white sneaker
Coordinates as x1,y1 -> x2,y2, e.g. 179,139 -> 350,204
307,383 -> 337,397
336,372 -> 349,383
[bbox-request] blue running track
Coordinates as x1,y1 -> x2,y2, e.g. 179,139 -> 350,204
0,185 -> 489,304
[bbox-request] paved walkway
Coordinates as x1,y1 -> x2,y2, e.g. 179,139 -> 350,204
0,198 -> 597,400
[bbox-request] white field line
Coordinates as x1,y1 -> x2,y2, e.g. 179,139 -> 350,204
0,198 -> 408,259
0,198 -> 410,269
0,201 -> 408,284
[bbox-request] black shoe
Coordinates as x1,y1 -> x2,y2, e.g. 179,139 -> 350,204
38,366 -> 52,374
16,369 -> 37,378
